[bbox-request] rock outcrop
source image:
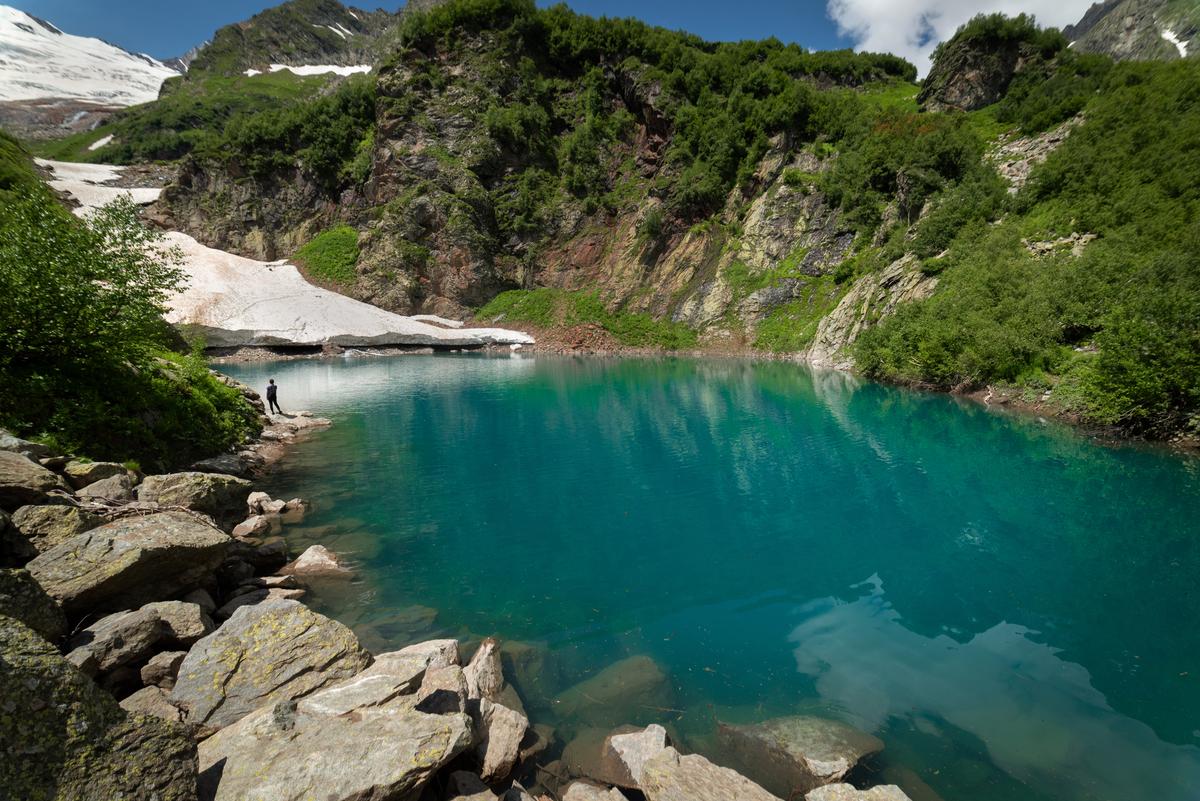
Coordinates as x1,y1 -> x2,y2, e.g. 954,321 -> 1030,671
137,472 -> 254,527
639,746 -> 782,801
27,511 -> 230,616
170,598 -> 370,728
0,450 -> 71,510
1065,0 -> 1197,61
0,567 -> 66,640
10,504 -> 103,554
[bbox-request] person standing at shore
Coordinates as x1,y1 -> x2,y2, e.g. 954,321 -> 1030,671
266,378 -> 283,415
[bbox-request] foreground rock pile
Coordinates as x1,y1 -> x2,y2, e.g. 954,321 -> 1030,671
1,416 -> 914,801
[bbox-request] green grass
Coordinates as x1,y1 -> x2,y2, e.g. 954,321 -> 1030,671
294,225 -> 360,285
31,70 -> 334,164
478,288 -> 698,349
753,275 -> 843,352
857,79 -> 921,114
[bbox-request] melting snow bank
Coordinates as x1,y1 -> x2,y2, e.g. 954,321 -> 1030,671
244,64 -> 372,77
1161,29 -> 1189,58
35,159 -> 534,350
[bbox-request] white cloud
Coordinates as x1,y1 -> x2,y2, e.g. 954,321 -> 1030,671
826,0 -> 1099,77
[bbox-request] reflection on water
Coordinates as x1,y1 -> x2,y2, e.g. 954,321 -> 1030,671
791,576 -> 1200,801
220,354 -> 1200,801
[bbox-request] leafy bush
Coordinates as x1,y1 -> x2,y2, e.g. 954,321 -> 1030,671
478,288 -> 697,348
0,187 -> 259,466
294,225 -> 360,285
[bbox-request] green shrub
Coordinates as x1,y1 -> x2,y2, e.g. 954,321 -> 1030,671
478,288 -> 697,348
294,225 -> 360,285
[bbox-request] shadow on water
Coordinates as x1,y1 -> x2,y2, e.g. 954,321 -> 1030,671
220,354 -> 1200,801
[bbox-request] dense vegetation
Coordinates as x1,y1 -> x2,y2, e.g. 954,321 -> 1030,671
857,59 -> 1200,436
0,137 -> 260,467
295,225 -> 361,285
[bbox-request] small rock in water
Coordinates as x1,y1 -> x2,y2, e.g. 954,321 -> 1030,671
279,543 -> 353,578
553,654 -> 674,728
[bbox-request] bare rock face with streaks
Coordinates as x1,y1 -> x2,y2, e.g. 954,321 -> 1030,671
170,598 -> 370,728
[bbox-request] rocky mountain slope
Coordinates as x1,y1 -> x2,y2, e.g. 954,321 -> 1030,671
0,4 -> 180,138
1065,0 -> 1199,59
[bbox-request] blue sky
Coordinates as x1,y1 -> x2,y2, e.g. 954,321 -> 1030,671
12,0 -> 1098,76
14,1 -> 851,60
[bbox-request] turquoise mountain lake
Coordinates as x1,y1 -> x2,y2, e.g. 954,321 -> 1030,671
219,354 -> 1200,801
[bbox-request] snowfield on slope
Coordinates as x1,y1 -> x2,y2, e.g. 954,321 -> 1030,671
36,159 -> 534,349
0,5 -> 176,104
243,64 -> 372,77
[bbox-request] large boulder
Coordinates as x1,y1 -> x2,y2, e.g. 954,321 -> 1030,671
553,655 -> 674,728
563,782 -> 629,801
171,599 -> 370,729
717,716 -> 884,798
63,460 -> 129,489
26,511 -> 230,616
138,472 -> 253,527
0,614 -> 198,801
197,672 -> 473,801
0,429 -> 52,459
806,785 -> 912,801
640,747 -> 782,801
121,686 -> 186,723
0,567 -> 66,641
603,724 -> 671,787
66,606 -> 166,675
474,698 -> 529,782
0,450 -> 71,510
11,504 -> 103,553
77,473 -> 136,502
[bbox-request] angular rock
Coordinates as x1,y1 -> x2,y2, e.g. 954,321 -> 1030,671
143,600 -> 214,645
466,636 -> 506,700
137,471 -> 252,526
806,784 -> 912,801
214,585 -> 306,618
171,598 -> 370,728
63,460 -> 129,489
77,472 -> 136,502
26,511 -> 230,616
604,723 -> 671,787
506,781 -> 538,801
142,650 -> 188,689
563,782 -> 629,801
0,450 -> 71,510
447,771 -> 498,799
182,588 -> 217,615
66,606 -> 165,675
246,490 -> 272,514
279,543 -> 353,578
197,682 -> 473,801
121,685 -> 185,723
191,453 -> 250,478
11,503 -> 103,553
416,664 -> 470,714
1,614 -> 198,801
0,567 -> 66,641
231,514 -> 275,538
640,747 -> 781,801
0,429 -> 52,459
236,573 -> 300,591
717,716 -> 885,798
475,698 -> 529,782
553,655 -> 674,728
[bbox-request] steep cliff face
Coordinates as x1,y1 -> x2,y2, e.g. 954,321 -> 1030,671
1065,0 -> 1199,60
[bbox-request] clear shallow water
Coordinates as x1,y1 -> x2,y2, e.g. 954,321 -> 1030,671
220,354 -> 1200,801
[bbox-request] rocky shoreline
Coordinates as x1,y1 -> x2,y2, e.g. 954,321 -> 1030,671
1,376 -> 920,801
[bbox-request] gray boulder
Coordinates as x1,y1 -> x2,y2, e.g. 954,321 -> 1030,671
11,504 -> 103,553
0,614 -> 198,801
0,567 -> 66,641
279,543 -> 353,578
563,782 -> 629,801
191,453 -> 250,478
0,450 -> 71,510
26,511 -> 230,616
144,600 -> 215,645
475,698 -> 528,782
77,473 -> 136,501
121,685 -> 185,723
417,664 -> 470,714
66,606 -> 166,675
640,747 -> 782,801
717,716 -> 884,797
447,771 -> 499,799
142,650 -> 188,689
806,785 -> 912,801
603,724 -> 671,787
171,599 -> 370,729
138,471 -> 252,527
196,675 -> 473,801
0,429 -> 52,459
214,585 -> 305,619
553,654 -> 674,728
63,460 -> 129,489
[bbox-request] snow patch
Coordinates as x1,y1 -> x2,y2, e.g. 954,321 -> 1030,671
36,158 -> 535,349
243,68 -> 262,76
86,133 -> 113,151
1161,29 -> 1189,58
0,5 -> 175,104
267,63 -> 371,77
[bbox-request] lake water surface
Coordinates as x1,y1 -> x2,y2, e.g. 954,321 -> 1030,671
219,354 -> 1200,801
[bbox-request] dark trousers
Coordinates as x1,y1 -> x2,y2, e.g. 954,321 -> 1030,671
268,397 -> 282,414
